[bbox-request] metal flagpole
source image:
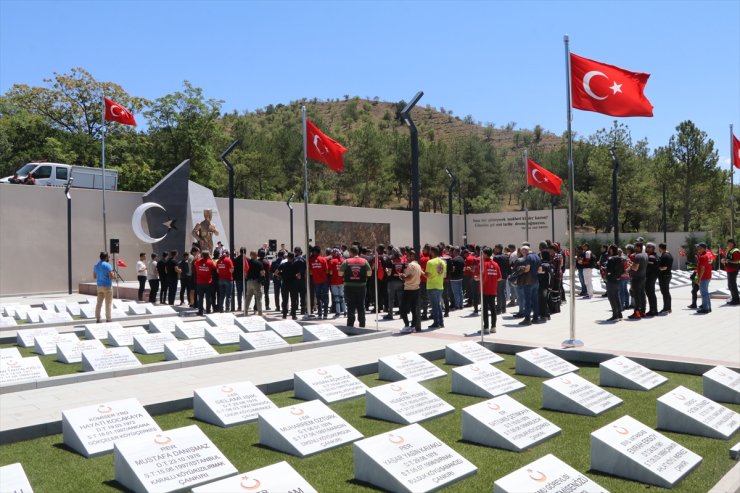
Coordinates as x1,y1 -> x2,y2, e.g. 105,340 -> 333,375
562,35 -> 583,348
731,124 -> 736,240
479,245 -> 485,343
551,197 -> 556,242
101,97 -> 108,252
372,232 -> 379,332
301,106 -> 314,318
523,150 -> 529,243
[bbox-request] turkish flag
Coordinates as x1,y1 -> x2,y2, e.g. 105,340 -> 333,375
306,119 -> 347,172
570,53 -> 653,117
526,159 -> 562,196
104,97 -> 137,126
116,259 -> 128,268
732,133 -> 740,169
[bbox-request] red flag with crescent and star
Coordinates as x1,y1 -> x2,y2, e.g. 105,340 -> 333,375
732,133 -> 740,170
526,159 -> 562,196
104,97 -> 137,126
570,53 -> 653,117
306,119 -> 347,173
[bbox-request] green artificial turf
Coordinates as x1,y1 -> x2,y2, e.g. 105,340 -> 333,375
0,355 -> 737,492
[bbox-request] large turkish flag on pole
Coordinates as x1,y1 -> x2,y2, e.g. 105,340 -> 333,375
527,159 -> 562,196
103,97 -> 137,126
306,119 -> 347,172
570,53 -> 653,117
732,133 -> 740,170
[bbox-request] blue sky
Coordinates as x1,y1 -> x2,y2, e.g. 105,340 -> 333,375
1,0 -> 738,167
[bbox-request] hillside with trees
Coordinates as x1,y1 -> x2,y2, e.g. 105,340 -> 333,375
0,68 -> 735,238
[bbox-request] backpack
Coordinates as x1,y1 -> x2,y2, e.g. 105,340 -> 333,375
539,261 -> 553,289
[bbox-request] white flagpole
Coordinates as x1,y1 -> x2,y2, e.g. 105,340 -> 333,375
523,149 -> 529,243
562,35 -> 583,348
479,245 -> 485,343
301,105 -> 314,318
101,97 -> 108,252
731,124 -> 735,240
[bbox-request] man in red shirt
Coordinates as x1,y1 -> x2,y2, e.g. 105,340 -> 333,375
216,250 -> 234,312
721,238 -> 740,305
464,248 -> 480,313
695,243 -> 713,314
476,247 -> 502,334
194,251 -> 217,316
328,249 -> 346,317
309,246 -> 330,319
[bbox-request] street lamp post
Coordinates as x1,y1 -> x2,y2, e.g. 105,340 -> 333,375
400,91 -> 424,254
608,146 -> 621,246
287,192 -> 295,251
462,199 -> 468,246
220,139 -> 240,311
444,167 -> 457,245
64,178 -> 74,294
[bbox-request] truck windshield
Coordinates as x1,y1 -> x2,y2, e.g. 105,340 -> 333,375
17,164 -> 36,176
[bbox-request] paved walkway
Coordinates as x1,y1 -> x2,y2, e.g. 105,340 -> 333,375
1,283 -> 738,440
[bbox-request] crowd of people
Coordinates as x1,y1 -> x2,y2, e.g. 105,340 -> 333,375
112,236 -> 740,329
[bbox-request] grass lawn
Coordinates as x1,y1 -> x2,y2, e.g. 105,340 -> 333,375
0,355 -> 737,492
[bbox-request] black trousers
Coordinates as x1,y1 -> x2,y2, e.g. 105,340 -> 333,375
645,275 -> 658,313
496,280 -> 507,313
728,271 -> 739,302
658,274 -> 672,310
345,285 -> 366,327
196,283 -> 212,315
631,277 -> 646,313
137,276 -> 147,301
538,287 -> 550,318
273,278 -> 282,310
376,278 -> 387,312
400,289 -> 420,330
606,280 -> 622,317
160,278 -> 168,304
281,283 -> 298,317
263,279 -> 271,309
168,278 -> 178,305
482,294 -> 497,329
387,279 -> 403,315
148,279 -> 159,303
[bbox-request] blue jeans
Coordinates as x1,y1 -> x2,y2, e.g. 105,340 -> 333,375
699,280 -> 711,311
450,279 -> 463,309
315,282 -> 330,316
330,284 -> 345,314
218,279 -> 232,312
523,283 -> 539,320
428,289 -> 444,326
619,279 -> 630,309
515,285 -> 526,314
577,267 -> 585,294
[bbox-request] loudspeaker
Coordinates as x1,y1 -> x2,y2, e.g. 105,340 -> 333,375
110,238 -> 120,254
269,239 -> 277,252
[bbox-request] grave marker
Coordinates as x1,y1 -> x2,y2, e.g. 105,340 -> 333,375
56,339 -> 105,364
84,322 -> 123,340
127,303 -> 151,316
0,356 -> 48,385
164,339 -> 218,361
445,341 -> 504,365
146,304 -> 176,315
204,326 -> 241,345
17,327 -> 58,348
234,315 -> 267,332
0,463 -> 34,493
205,312 -> 237,327
600,356 -> 668,391
239,331 -> 289,351
133,332 -> 177,355
452,363 -> 526,398
192,461 -> 317,493
39,309 -> 73,324
494,453 -> 607,493
65,302 -> 82,317
107,326 -> 148,347
366,380 -> 454,424
266,319 -> 303,338
193,381 -> 277,427
542,372 -> 622,416
0,316 -> 17,327
378,352 -> 447,382
515,348 -> 579,378
33,332 -> 79,356
79,304 -> 97,320
294,365 -> 368,403
703,366 -> 740,405
657,385 -> 739,440
302,323 -> 348,342
174,320 -> 210,339
0,347 -> 22,360
81,347 -> 142,372
148,316 -> 180,334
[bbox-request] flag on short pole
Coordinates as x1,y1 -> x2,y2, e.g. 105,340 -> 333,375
570,53 -> 653,117
103,98 -> 137,126
526,159 -> 563,196
116,259 -> 128,268
306,119 -> 347,172
732,133 -> 740,170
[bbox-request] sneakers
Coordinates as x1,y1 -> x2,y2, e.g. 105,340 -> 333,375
687,304 -> 697,309
518,318 -> 531,326
696,308 -> 711,314
482,328 -> 491,335
659,309 -> 671,314
428,324 -> 440,329
643,311 -> 657,318
507,301 -> 517,307
627,311 -> 642,320
400,326 -> 414,334
606,315 -> 622,322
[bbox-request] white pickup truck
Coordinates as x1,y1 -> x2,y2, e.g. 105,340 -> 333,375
0,162 -> 118,190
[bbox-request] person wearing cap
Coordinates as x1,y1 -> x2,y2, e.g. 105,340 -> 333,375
695,242 -> 713,314
721,239 -> 740,305
216,249 -> 234,312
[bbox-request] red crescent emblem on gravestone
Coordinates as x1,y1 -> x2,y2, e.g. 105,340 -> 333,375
97,405 -> 112,414
6,359 -> 18,366
290,407 -> 305,416
183,341 -> 192,346
673,393 -> 686,401
717,371 -> 726,377
470,366 -> 480,372
388,434 -> 405,445
560,377 -> 571,385
317,368 -> 328,376
104,349 -> 112,355
390,384 -> 403,392
615,359 -> 624,366
527,469 -> 547,482
154,434 -> 172,445
397,355 -> 407,361
487,402 -> 501,411
220,385 -> 234,393
613,425 -> 629,435
240,476 -> 261,490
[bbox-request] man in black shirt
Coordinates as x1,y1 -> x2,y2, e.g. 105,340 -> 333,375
644,242 -> 660,317
657,243 -> 673,314
157,252 -> 168,304
293,247 -> 308,315
493,244 -> 510,314
245,251 -> 266,316
165,251 -> 180,305
449,247 -> 465,310
271,251 -> 284,311
277,252 -> 299,319
233,248 -> 246,312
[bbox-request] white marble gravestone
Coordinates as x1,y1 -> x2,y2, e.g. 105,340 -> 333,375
164,339 -> 218,361
378,352 -> 447,382
24,308 -> 42,323
703,366 -> 740,405
657,385 -> 739,440
365,380 -> 454,425
33,332 -> 79,356
110,308 -> 129,320
239,331 -> 289,351
0,316 -> 17,327
542,372 -> 622,416
0,347 -> 22,360
174,320 -> 210,339
0,463 -> 34,493
81,347 -> 142,372
65,302 -> 82,317
0,356 -> 48,385
79,303 -> 97,320
8,304 -> 31,319
133,332 -> 177,355
146,304 -> 176,315
39,309 -> 73,324
205,312 -> 237,327
294,365 -> 368,403
193,381 -> 277,427
445,341 -> 504,366
354,423 -> 477,493
107,326 -> 148,347
62,397 -> 161,457
192,461 -> 317,493
43,300 -> 66,311
258,399 -> 363,457
84,321 -> 123,340
451,363 -> 526,398
303,323 -> 348,342
494,453 -> 607,493
234,315 -> 267,332
114,424 -> 237,493
127,303 -> 152,316
204,325 -> 241,345
515,348 -> 579,378
266,319 -> 303,338
17,327 -> 58,348
462,394 -> 561,452
590,415 -> 702,489
56,339 -> 105,364
600,356 -> 667,391
148,316 -> 180,334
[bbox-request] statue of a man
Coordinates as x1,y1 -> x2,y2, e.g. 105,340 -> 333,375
192,208 -> 219,253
